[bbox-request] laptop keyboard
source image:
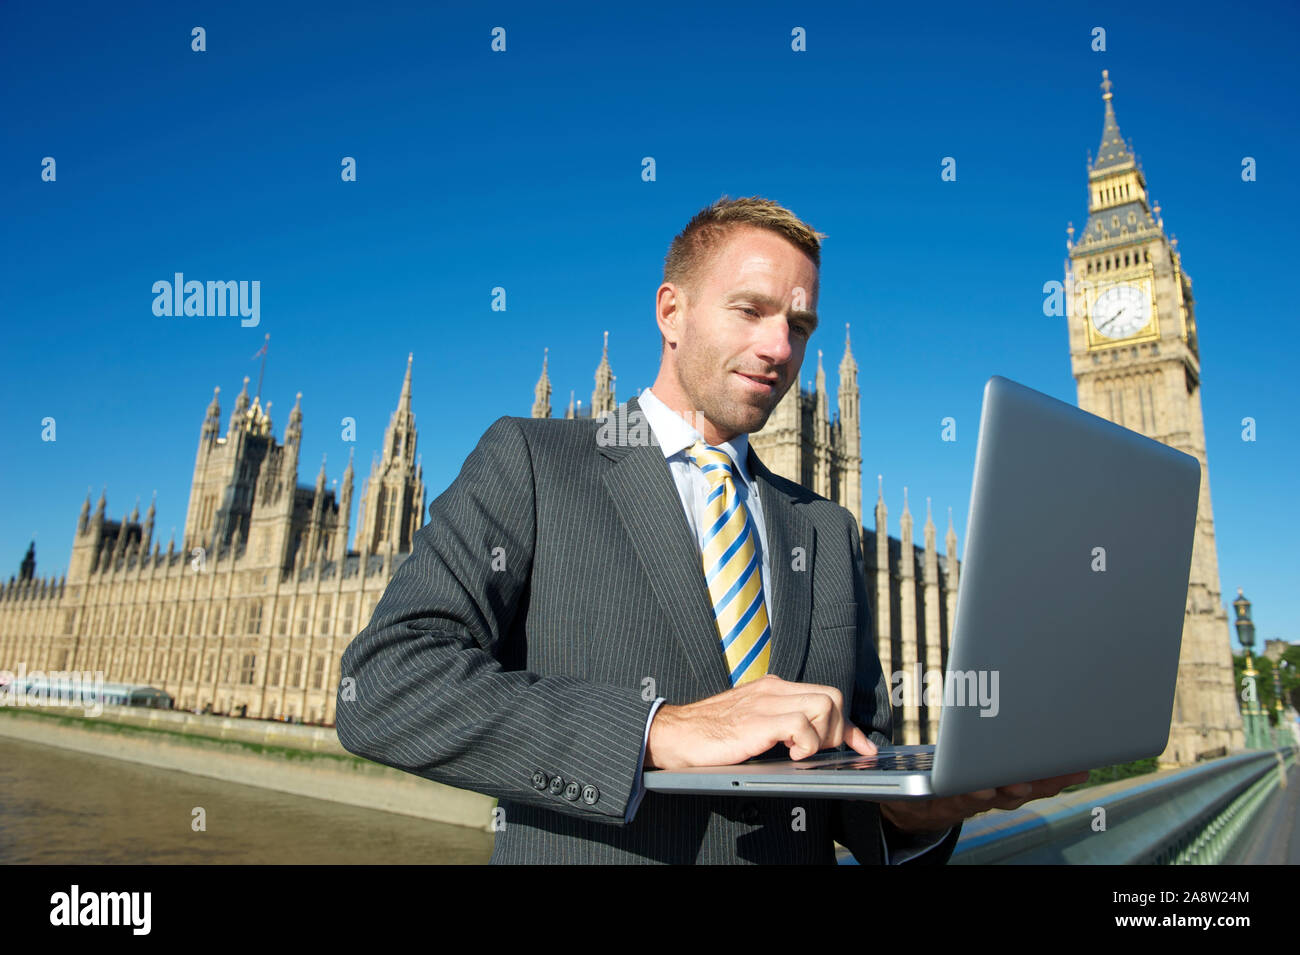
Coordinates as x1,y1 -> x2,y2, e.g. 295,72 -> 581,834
792,749 -> 935,772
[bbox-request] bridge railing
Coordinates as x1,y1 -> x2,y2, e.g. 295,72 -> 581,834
947,746 -> 1298,864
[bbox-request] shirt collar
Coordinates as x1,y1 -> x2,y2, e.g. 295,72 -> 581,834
637,386 -> 752,486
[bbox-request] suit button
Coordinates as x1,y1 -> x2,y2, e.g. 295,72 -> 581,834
548,775 -> 565,796
563,780 -> 581,801
531,770 -> 548,791
741,801 -> 760,824
582,784 -> 599,805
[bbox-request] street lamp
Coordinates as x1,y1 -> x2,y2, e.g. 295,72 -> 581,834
1234,588 -> 1269,750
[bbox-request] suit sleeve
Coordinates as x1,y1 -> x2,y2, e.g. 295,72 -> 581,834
830,509 -> 963,864
334,416 -> 657,825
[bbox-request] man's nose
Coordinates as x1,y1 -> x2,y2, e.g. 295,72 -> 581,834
754,317 -> 795,365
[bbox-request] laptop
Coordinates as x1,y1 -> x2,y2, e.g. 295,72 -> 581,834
643,375 -> 1202,800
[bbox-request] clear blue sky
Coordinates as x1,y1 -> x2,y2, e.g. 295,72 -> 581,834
2,0 -> 1297,648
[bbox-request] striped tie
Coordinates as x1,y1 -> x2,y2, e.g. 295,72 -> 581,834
684,440 -> 771,685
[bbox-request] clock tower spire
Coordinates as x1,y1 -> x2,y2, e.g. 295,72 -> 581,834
1065,71 -> 1244,765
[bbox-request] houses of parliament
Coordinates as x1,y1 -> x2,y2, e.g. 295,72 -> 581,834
0,72 -> 1243,762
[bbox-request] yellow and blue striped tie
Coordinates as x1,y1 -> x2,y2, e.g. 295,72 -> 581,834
685,440 -> 771,685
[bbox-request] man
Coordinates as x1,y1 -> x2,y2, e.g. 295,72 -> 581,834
335,195 -> 1087,863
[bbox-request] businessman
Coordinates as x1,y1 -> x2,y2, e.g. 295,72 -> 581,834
335,195 -> 1087,863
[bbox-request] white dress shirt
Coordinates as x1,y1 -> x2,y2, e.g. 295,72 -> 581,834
623,386 -> 951,863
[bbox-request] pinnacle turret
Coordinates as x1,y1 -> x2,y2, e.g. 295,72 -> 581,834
532,347 -> 552,418
592,331 -> 616,418
839,322 -> 858,375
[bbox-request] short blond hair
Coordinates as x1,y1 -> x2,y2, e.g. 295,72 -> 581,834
662,195 -> 827,307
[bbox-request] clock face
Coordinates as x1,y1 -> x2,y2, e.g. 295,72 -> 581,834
1091,284 -> 1151,339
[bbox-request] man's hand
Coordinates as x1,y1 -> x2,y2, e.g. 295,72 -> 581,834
644,673 -> 877,770
879,770 -> 1091,835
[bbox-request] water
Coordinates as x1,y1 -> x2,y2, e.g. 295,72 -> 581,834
0,736 -> 494,863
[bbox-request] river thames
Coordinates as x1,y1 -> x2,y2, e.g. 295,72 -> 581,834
0,736 -> 495,864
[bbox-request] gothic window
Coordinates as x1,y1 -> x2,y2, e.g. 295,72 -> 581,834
341,596 -> 354,636
247,601 -> 263,635
290,654 -> 304,688
312,655 -> 326,690
298,600 -> 311,636
240,654 -> 256,685
185,653 -> 197,681
202,655 -> 213,683
276,602 -> 289,635
319,597 -> 332,634
269,654 -> 282,686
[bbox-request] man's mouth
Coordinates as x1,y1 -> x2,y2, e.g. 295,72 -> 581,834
735,371 -> 777,394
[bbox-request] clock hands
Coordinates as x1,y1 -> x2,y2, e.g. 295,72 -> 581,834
1098,304 -> 1126,335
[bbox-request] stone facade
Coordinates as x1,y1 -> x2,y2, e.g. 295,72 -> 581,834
0,356 -> 425,725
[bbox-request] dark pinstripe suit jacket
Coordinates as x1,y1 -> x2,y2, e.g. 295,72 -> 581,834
335,394 -> 962,864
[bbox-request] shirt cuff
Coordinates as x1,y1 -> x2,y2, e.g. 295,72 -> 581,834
878,815 -> 954,864
625,697 -> 667,823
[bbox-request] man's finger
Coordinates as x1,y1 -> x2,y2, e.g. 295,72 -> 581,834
842,721 -> 877,755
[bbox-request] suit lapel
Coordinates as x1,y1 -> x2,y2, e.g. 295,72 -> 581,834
599,395 -> 816,695
746,445 -> 815,682
601,396 -> 733,693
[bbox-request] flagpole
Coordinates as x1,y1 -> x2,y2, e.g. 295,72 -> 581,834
255,333 -> 270,402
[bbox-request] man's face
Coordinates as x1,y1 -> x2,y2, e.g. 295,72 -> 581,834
654,225 -> 819,444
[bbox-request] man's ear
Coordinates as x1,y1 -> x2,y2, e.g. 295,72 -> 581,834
656,284 -> 688,346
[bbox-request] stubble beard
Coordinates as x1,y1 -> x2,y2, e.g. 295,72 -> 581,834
682,358 -> 784,440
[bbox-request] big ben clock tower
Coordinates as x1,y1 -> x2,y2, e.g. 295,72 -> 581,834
1065,70 -> 1245,765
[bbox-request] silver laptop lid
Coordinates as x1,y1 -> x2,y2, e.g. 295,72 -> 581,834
930,376 -> 1201,796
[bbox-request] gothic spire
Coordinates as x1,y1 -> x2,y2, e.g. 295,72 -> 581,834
592,331 -> 615,418
78,487 -> 92,534
398,351 -> 413,415
1091,69 -> 1135,174
142,491 -> 156,548
229,376 -> 251,435
839,322 -> 858,375
532,347 -> 552,418
19,540 -> 35,581
286,391 -> 303,447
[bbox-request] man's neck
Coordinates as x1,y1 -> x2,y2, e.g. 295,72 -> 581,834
644,384 -> 739,446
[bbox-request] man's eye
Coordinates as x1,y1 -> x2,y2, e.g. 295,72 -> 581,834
742,306 -> 760,317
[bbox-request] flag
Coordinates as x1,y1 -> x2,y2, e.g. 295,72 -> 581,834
251,339 -> 268,360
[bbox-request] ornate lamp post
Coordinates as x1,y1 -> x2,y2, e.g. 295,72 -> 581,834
1234,589 -> 1270,750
